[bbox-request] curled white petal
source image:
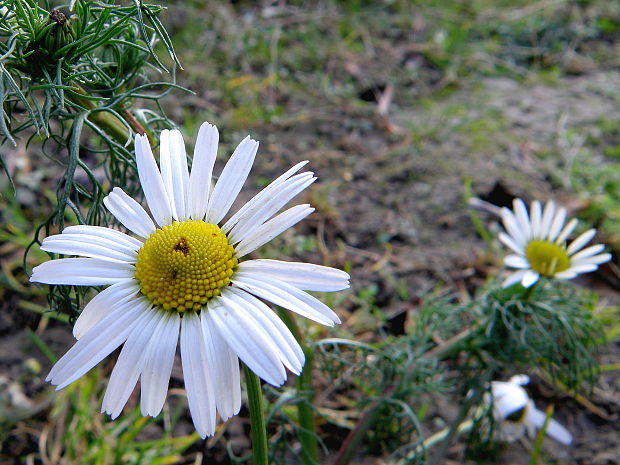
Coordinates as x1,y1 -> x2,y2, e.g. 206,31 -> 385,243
102,306 -> 159,419
103,187 -> 156,239
47,298 -> 148,389
209,297 -> 287,386
73,280 -> 141,339
223,161 -> 309,233
228,174 -> 316,244
235,204 -> 315,257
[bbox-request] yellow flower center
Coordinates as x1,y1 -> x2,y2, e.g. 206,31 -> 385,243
134,220 -> 237,312
525,240 -> 570,276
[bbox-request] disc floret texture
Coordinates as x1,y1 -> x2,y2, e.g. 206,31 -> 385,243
499,198 -> 611,288
30,122 -> 350,438
489,375 -> 572,445
134,221 -> 237,312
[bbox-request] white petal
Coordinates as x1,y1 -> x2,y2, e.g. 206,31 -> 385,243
222,161 -> 309,233
508,374 -> 530,386
539,201 -> 556,238
547,207 -> 566,242
502,270 -> 528,288
180,311 -> 216,438
101,307 -> 159,419
73,280 -> 141,339
228,174 -> 316,244
528,407 -> 572,445
491,381 -> 528,420
234,204 -> 314,257
208,297 -> 287,386
564,263 -> 598,274
553,270 -> 577,280
501,208 -> 527,246
232,272 -> 340,326
63,224 -> 143,249
31,258 -> 134,286
47,298 -> 148,389
200,312 -> 241,420
513,199 -> 532,240
567,229 -> 596,255
521,270 -> 540,288
554,218 -> 578,245
530,201 -> 542,238
206,136 -> 259,224
570,244 -> 604,261
572,253 -> 611,267
546,418 -> 573,445
41,235 -> 136,263
158,130 -> 177,220
238,259 -> 350,292
189,122 -> 219,220
226,287 -> 305,374
504,254 -> 530,269
103,187 -> 156,239
498,232 -> 524,254
141,311 -> 180,417
160,130 -> 190,221
135,134 -> 172,227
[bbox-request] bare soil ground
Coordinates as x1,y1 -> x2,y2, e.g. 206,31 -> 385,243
2,1 -> 620,464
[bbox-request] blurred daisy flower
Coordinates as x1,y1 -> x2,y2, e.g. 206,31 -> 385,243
499,198 -> 611,288
31,122 -> 349,438
489,374 -> 572,445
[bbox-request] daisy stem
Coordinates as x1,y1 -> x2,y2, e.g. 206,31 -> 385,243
390,419 -> 475,464
523,280 -> 540,300
278,310 -> 319,465
243,364 -> 269,465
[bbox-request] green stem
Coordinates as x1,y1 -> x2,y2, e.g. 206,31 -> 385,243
522,281 -> 538,300
243,364 -> 269,465
422,325 -> 476,360
333,391 -> 392,465
427,368 -> 494,465
279,310 -> 319,465
334,324 -> 480,465
68,85 -> 151,145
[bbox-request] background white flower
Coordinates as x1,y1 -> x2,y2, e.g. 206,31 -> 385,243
490,374 -> 572,445
499,198 -> 611,288
31,122 -> 349,438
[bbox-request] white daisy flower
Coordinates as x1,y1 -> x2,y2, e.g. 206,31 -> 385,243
499,198 -> 611,288
489,374 -> 572,445
31,122 -> 349,438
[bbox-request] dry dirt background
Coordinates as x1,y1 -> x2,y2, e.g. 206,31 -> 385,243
1,1 -> 620,464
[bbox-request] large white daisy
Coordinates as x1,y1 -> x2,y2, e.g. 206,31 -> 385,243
499,198 -> 611,288
31,122 -> 349,438
489,374 -> 572,445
